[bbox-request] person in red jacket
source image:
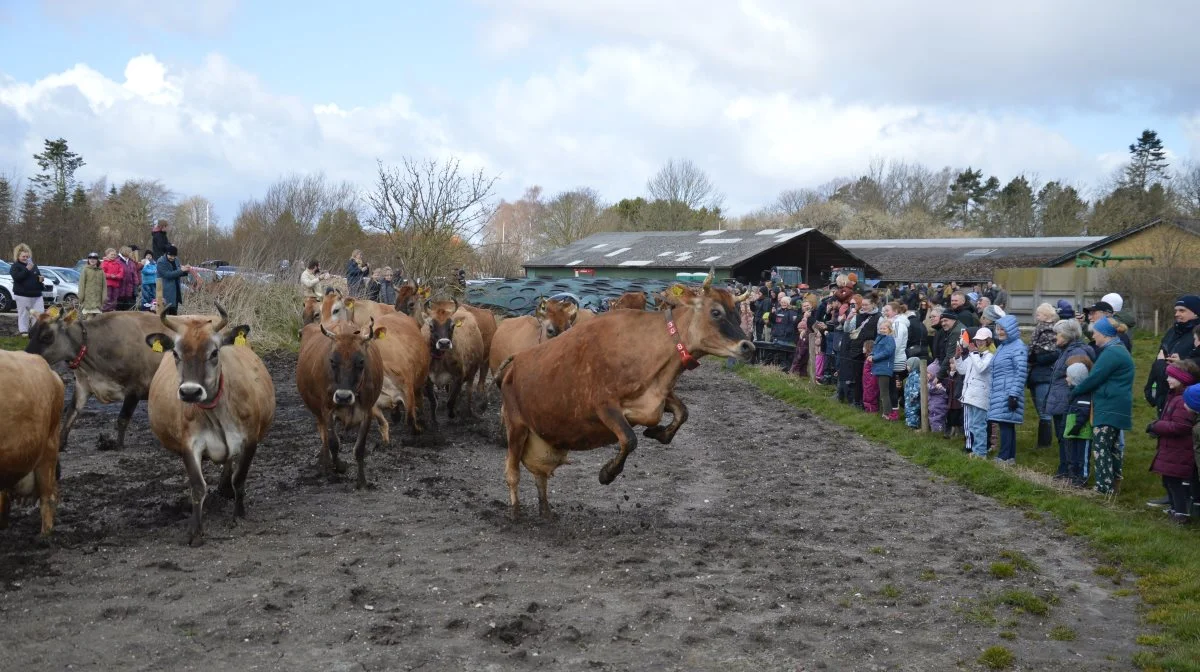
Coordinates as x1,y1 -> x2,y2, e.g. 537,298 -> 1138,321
100,247 -> 124,312
1148,361 -> 1199,525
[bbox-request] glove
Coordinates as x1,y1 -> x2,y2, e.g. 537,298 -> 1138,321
1146,422 -> 1158,436
1007,396 -> 1018,412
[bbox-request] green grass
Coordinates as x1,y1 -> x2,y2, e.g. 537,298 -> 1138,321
1050,625 -> 1078,641
988,589 -> 1051,616
990,562 -> 1016,579
0,335 -> 27,351
978,645 -> 1015,670
735,331 -> 1200,672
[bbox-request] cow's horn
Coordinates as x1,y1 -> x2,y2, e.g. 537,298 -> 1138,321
451,297 -> 460,313
213,302 -> 229,332
320,323 -> 336,340
159,307 -> 184,333
363,317 -> 376,342
702,267 -> 714,291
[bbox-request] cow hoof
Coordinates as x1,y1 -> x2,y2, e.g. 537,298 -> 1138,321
186,533 -> 204,547
538,503 -> 554,519
644,425 -> 670,443
234,502 -> 246,518
598,464 -> 622,485
334,459 -> 350,474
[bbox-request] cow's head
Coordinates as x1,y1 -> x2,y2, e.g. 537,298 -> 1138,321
395,281 -> 420,316
424,298 -> 462,357
145,303 -> 251,405
612,291 -> 647,311
25,306 -> 84,362
534,296 -> 578,339
661,271 -> 755,361
319,318 -> 382,407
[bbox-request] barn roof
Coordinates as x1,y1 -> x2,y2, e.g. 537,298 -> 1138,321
1041,218 -> 1200,267
524,228 -> 876,274
837,236 -> 1103,283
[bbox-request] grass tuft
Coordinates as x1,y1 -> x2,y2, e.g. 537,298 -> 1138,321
1050,625 -> 1078,641
978,646 -> 1015,670
990,562 -> 1016,579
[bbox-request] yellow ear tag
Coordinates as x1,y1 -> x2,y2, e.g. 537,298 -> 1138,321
375,330 -> 386,340
234,333 -> 247,347
152,341 -> 164,353
345,299 -> 355,310
671,286 -> 684,296
46,306 -> 61,319
454,319 -> 464,327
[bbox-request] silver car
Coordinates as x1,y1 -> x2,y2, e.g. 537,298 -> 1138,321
41,266 -> 81,308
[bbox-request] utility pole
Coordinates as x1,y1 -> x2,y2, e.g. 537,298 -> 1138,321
206,202 -> 210,249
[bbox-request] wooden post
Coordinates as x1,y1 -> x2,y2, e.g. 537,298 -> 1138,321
156,278 -> 164,314
919,359 -> 930,432
1154,308 -> 1160,337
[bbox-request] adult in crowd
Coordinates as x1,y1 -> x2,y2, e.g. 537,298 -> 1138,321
937,310 -> 965,372
117,245 -> 140,311
1045,319 -> 1094,481
925,305 -> 945,364
949,291 -> 978,327
77,252 -> 105,316
1083,299 -> 1131,352
1146,295 -> 1200,414
9,243 -> 45,337
345,249 -> 369,298
1069,317 -> 1135,495
1102,292 -> 1137,343
139,250 -> 157,311
769,295 -> 800,346
904,295 -> 927,360
980,303 -> 1004,327
1028,303 -> 1060,448
1055,299 -> 1075,322
377,267 -> 397,306
300,259 -> 330,301
156,245 -> 191,316
151,219 -> 171,259
101,247 -> 123,312
739,288 -> 757,340
988,314 -> 1028,464
848,292 -> 881,409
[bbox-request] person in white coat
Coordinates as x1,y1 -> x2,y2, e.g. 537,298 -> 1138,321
954,327 -> 995,458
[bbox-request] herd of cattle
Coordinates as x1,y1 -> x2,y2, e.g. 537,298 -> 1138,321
0,272 -> 755,545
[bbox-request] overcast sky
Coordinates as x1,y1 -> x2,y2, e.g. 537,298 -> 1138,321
2,0 -> 1198,225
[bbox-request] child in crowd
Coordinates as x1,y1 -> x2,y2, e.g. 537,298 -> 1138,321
868,319 -> 897,420
1147,362 -> 1199,525
927,360 -> 949,433
903,357 -> 922,428
955,327 -> 994,458
1063,360 -> 1094,487
1185,383 -> 1200,518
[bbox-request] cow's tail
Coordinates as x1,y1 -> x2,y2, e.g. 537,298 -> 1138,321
495,355 -> 516,389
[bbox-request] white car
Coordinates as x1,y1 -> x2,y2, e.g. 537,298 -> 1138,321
0,260 -> 56,312
41,266 -> 81,308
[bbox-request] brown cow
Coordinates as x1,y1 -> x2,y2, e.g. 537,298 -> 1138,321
296,319 -> 385,488
144,304 -> 276,545
369,312 -> 430,439
396,283 -> 496,399
488,297 -> 579,378
26,308 -> 169,450
610,291 -> 647,311
421,297 -> 485,424
498,274 -> 754,517
0,351 -> 64,536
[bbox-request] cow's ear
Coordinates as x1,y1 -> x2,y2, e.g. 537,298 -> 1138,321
222,325 -> 251,347
373,326 -> 387,341
63,309 -> 80,324
146,333 -> 173,353
563,301 -> 578,319
535,297 -> 547,318
45,305 -> 62,321
344,298 -> 355,310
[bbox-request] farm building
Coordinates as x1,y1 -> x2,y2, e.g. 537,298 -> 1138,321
837,236 -> 1102,284
1043,217 -> 1200,269
522,228 -> 879,285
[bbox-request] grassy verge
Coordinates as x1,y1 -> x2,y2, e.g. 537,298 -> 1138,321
736,332 -> 1199,672
0,335 -> 26,351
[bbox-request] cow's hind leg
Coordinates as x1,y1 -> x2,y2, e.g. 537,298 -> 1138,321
114,394 -> 140,449
353,416 -> 372,490
372,406 -> 391,445
35,452 -> 58,536
424,380 -> 438,427
644,392 -> 688,445
503,411 -> 529,519
181,450 -> 207,546
597,405 -> 639,485
231,442 -> 258,518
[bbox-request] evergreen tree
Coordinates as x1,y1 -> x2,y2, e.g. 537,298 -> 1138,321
0,177 -> 12,252
1123,129 -> 1169,191
1036,182 -> 1088,236
18,188 -> 40,244
985,175 -> 1035,237
32,138 -> 86,201
943,168 -> 998,230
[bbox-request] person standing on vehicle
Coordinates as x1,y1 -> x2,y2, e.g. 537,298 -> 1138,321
10,243 -> 45,337
78,252 -> 105,316
156,245 -> 191,316
151,219 -> 171,260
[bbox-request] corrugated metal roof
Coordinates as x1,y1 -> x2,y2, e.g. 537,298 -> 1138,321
837,236 -> 1100,282
524,228 -> 816,269
1041,218 -> 1200,267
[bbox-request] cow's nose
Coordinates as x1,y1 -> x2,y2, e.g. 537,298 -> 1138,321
178,382 -> 206,402
333,390 -> 355,406
436,338 -> 453,350
738,340 -> 756,360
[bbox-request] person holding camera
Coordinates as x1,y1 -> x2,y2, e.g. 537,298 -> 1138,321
10,243 -> 45,337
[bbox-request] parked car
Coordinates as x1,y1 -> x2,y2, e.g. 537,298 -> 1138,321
41,266 -> 81,308
0,260 -> 57,312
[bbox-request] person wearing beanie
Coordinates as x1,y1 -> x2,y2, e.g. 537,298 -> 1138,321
1146,295 -> 1200,414
1062,360 -> 1094,487
988,315 -> 1028,464
979,303 -> 1005,325
1070,316 -> 1135,496
1102,293 -> 1124,313
1056,299 -> 1075,321
1147,361 -> 1199,524
156,244 -> 191,316
1047,319 -> 1095,481
1028,304 -> 1060,449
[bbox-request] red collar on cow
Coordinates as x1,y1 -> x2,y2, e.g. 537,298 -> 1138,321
195,375 -> 225,410
67,344 -> 88,369
665,309 -> 701,371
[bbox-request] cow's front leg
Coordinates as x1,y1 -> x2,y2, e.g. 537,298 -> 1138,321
447,377 -> 464,419
597,405 -> 639,485
181,450 -> 207,546
114,394 -> 140,449
423,380 -> 438,427
232,443 -> 258,518
353,414 -> 372,490
644,392 -> 688,445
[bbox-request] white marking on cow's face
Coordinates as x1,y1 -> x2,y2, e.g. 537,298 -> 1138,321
179,382 -> 207,403
332,389 -> 356,406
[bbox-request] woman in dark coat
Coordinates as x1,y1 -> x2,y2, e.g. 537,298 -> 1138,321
1028,303 -> 1060,448
1046,319 -> 1095,479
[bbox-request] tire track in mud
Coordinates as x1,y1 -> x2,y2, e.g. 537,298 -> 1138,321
1,353 -> 1141,671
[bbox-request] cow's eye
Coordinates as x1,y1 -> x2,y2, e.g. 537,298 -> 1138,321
172,349 -> 181,361
710,308 -> 722,319
209,349 -> 219,360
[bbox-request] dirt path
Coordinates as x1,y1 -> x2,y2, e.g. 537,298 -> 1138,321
1,354 -> 1140,671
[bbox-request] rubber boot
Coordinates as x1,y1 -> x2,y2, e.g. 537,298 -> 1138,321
1037,420 -> 1053,449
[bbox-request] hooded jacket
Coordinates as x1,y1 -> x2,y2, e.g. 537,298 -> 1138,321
1045,339 -> 1095,417
1071,338 -> 1135,430
1148,386 -> 1196,479
987,315 -> 1028,424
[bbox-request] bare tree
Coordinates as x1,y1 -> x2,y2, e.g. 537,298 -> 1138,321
365,157 -> 498,284
773,188 -> 822,221
483,186 -> 545,263
538,187 -> 606,253
1175,160 -> 1200,217
258,173 -> 358,236
646,158 -> 725,211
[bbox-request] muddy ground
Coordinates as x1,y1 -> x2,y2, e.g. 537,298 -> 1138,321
1,347 -> 1141,671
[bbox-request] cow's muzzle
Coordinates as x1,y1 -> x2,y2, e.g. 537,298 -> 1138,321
178,382 -> 207,403
736,340 -> 756,361
435,338 -> 453,351
333,390 -> 356,406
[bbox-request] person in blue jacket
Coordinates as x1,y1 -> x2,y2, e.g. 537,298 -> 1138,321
869,319 -> 898,420
988,314 -> 1028,463
139,250 -> 157,310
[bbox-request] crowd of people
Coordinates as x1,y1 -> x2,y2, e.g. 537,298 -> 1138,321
743,274 -> 1200,526
297,249 -> 406,305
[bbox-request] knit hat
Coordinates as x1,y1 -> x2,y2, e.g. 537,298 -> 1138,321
973,327 -> 993,340
906,356 -> 921,373
1175,295 -> 1200,317
1101,293 -> 1124,313
1092,316 -> 1118,337
982,304 -> 1006,322
165,244 -> 179,256
1184,383 -> 1200,413
1066,362 -> 1090,386
1056,299 -> 1074,320
1166,364 -> 1198,387
927,359 -> 941,378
